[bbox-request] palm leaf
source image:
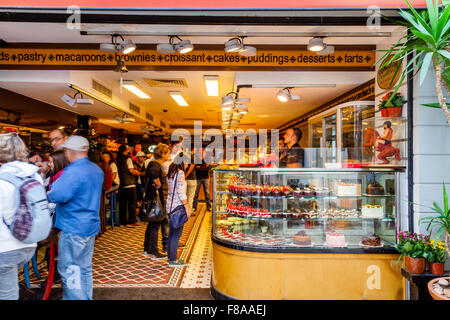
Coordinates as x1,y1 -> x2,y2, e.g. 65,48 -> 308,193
422,102 -> 450,108
419,52 -> 434,84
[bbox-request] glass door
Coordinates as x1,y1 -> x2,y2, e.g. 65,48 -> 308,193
324,113 -> 337,163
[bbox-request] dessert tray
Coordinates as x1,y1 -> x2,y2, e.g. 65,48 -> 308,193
359,241 -> 384,248
322,242 -> 349,248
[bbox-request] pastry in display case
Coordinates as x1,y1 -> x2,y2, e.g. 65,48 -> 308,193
212,167 -> 400,251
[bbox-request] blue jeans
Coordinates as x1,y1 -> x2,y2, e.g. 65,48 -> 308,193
167,226 -> 184,262
57,232 -> 96,300
193,178 -> 211,210
0,247 -> 35,300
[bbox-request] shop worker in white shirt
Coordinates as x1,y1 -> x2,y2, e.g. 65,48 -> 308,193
116,145 -> 145,227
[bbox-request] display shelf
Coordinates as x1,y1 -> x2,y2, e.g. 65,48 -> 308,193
213,167 -> 400,253
222,212 -> 394,221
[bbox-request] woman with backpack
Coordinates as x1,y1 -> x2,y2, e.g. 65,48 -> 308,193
166,157 -> 191,267
0,133 -> 50,300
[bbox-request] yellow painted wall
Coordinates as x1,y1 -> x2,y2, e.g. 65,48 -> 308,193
212,244 -> 404,300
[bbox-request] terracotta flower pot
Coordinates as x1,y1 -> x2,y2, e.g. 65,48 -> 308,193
405,256 -> 426,274
380,109 -> 388,117
387,107 -> 402,117
430,263 -> 445,275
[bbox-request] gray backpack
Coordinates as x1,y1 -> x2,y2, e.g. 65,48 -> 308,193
0,172 -> 52,244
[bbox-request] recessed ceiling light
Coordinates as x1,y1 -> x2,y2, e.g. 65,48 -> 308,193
169,91 -> 189,106
204,75 -> 219,96
308,37 -> 325,52
122,80 -> 151,99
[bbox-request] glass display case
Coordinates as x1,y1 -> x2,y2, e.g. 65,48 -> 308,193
212,167 -> 400,253
308,101 -> 376,167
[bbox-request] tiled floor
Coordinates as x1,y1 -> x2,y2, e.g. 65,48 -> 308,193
180,210 -> 213,288
21,203 -> 213,290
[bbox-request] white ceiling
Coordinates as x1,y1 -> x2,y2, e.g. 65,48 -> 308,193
0,69 -> 373,133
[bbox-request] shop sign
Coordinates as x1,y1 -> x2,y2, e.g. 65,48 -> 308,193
377,54 -> 402,90
0,48 -> 375,69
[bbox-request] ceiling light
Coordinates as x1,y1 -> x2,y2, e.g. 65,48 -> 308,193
114,57 -> 128,73
174,40 -> 194,54
157,43 -> 175,54
224,38 -> 243,53
238,106 -> 248,114
277,88 -> 291,102
99,43 -> 117,53
308,37 -> 325,52
114,113 -> 135,123
169,91 -> 189,106
316,45 -> 335,55
122,80 -> 151,99
204,75 -> 219,96
236,97 -> 250,103
61,94 -> 75,107
239,46 -> 257,57
221,95 -> 234,106
157,36 -> 193,55
119,39 -> 137,54
100,35 -> 136,55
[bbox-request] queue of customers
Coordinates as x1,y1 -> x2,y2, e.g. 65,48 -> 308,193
0,128 -> 214,300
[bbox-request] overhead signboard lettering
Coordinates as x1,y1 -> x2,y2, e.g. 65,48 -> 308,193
0,48 -> 375,69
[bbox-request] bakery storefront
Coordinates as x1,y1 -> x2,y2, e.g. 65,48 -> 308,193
0,0 -> 439,300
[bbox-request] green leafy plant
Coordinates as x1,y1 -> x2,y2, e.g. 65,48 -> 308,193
377,0 -> 450,125
396,231 -> 432,260
419,182 -> 450,258
428,239 -> 448,263
378,91 -> 407,110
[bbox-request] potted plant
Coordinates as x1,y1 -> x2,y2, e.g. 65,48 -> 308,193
377,0 -> 450,126
427,240 -> 448,275
419,183 -> 450,262
396,231 -> 431,274
378,91 -> 406,117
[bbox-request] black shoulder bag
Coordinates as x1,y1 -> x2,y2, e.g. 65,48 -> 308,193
138,166 -> 167,223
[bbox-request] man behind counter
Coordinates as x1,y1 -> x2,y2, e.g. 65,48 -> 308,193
280,127 -> 305,168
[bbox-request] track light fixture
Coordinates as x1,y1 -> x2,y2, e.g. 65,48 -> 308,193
307,37 -> 335,55
221,91 -> 238,107
157,36 -> 194,55
224,37 -> 257,57
114,113 -> 135,124
114,56 -> 128,73
100,34 -> 136,54
60,91 -> 94,108
277,88 -> 301,102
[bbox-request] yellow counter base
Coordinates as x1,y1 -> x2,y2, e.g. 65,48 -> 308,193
212,243 -> 405,300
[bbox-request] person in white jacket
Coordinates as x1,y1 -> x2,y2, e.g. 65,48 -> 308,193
0,133 -> 43,300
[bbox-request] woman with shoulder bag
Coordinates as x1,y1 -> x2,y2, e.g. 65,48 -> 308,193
166,157 -> 190,267
142,145 -> 171,260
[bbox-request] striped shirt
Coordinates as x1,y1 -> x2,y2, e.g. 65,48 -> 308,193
166,170 -> 187,212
